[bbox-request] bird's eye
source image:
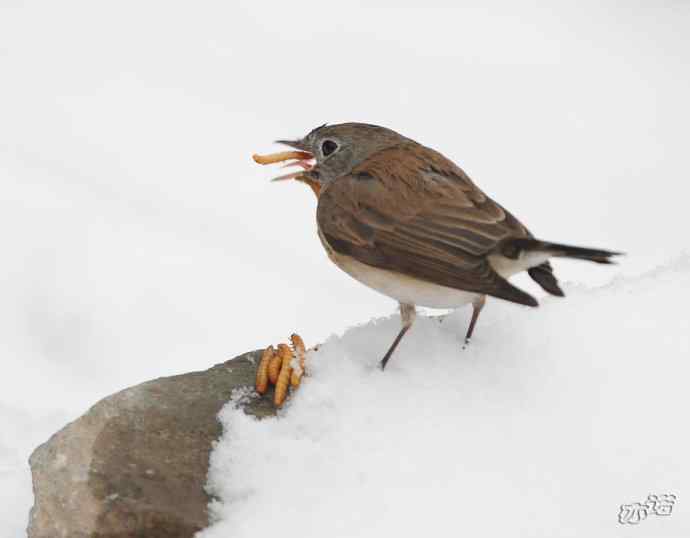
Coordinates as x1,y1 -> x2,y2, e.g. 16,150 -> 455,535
321,139 -> 338,157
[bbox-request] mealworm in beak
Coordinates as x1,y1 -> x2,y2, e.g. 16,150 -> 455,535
252,151 -> 313,165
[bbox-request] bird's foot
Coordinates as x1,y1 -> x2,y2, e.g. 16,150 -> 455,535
255,333 -> 308,407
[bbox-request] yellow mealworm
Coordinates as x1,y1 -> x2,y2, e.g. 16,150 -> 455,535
274,343 -> 294,407
252,151 -> 312,165
290,333 -> 306,387
268,352 -> 282,385
255,345 -> 274,395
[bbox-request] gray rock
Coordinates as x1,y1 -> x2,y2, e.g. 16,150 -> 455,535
27,350 -> 276,538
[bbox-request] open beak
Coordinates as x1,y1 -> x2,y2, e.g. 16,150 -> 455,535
274,139 -> 307,151
252,139 -> 316,183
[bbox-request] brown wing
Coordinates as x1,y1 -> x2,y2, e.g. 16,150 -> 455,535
316,142 -> 538,306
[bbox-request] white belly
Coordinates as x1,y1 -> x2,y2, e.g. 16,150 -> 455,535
319,230 -> 551,308
333,253 -> 481,308
319,231 -> 478,308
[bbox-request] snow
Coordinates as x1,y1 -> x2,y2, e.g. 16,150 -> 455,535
2,1 -> 690,536
202,257 -> 690,537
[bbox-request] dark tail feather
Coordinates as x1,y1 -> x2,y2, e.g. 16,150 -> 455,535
528,262 -> 564,297
500,238 -> 622,297
501,238 -> 623,264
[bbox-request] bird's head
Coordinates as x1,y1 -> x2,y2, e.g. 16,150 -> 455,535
253,123 -> 409,194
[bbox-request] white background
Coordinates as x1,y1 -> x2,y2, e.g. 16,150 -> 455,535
1,1 -> 689,535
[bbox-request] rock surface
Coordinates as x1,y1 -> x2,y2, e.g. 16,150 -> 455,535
27,350 -> 276,538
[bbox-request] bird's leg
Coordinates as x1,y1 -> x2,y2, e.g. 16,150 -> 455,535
463,295 -> 486,347
380,303 -> 416,370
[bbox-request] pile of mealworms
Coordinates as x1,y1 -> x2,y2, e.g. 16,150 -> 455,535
254,334 -> 307,407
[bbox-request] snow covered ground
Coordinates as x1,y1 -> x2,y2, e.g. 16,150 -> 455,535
203,257 -> 690,538
1,1 -> 689,536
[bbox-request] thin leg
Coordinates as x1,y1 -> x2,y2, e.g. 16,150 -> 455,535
464,295 -> 486,346
380,303 -> 416,370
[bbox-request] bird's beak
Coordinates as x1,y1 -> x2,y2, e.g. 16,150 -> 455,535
252,138 -> 322,197
274,139 -> 308,151
252,138 -> 315,183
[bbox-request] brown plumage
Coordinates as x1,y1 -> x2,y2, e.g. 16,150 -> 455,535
317,142 -> 540,307
254,122 -> 621,369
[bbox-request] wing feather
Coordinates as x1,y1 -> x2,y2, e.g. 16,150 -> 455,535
317,142 -> 537,306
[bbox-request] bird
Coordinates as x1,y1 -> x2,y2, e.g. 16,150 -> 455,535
253,123 -> 621,370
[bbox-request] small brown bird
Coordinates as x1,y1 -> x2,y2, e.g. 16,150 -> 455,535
254,123 -> 621,369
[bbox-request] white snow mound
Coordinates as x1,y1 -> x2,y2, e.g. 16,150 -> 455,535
201,256 -> 690,538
